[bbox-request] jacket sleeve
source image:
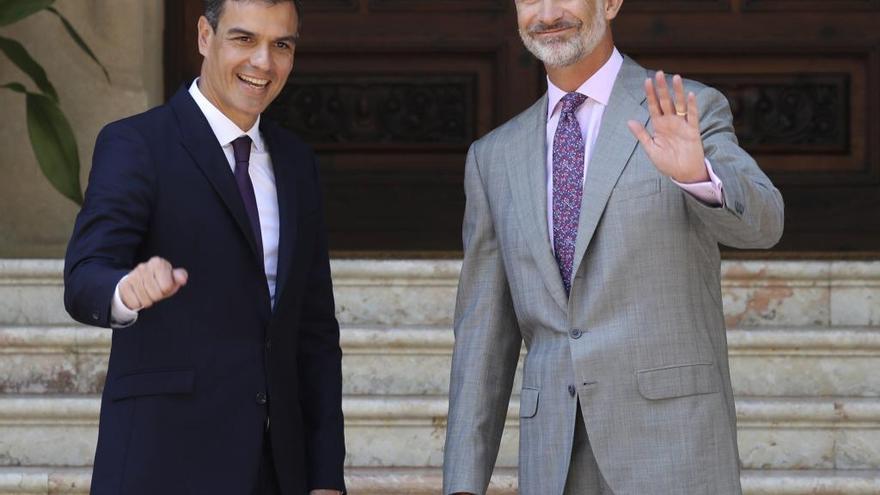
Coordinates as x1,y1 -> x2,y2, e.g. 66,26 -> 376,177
682,85 -> 785,249
297,152 -> 346,493
443,142 -> 522,495
64,122 -> 155,328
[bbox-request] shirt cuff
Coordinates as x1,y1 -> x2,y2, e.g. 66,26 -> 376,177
673,159 -> 724,207
110,275 -> 139,328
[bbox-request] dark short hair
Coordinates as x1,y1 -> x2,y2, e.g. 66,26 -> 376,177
204,0 -> 302,32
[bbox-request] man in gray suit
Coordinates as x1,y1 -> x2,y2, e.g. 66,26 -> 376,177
442,0 -> 783,494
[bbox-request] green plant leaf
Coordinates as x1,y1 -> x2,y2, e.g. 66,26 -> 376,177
46,6 -> 110,83
0,36 -> 58,101
23,90 -> 83,205
2,81 -> 27,93
0,0 -> 54,27
3,82 -> 83,203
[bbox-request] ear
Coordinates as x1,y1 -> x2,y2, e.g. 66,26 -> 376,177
605,0 -> 623,21
197,16 -> 213,57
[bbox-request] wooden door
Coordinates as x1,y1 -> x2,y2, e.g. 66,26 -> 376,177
165,0 -> 880,256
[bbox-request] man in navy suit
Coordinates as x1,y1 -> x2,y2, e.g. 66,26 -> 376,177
63,1 -> 344,493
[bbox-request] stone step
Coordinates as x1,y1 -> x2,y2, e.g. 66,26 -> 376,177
2,260 -> 879,328
0,395 -> 877,471
0,467 -> 878,495
2,325 -> 879,398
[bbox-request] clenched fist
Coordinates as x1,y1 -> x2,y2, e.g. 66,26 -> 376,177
119,256 -> 188,311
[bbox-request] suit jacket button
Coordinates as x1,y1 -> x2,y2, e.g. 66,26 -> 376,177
91,311 -> 100,321
570,328 -> 583,339
568,385 -> 576,397
255,392 -> 267,405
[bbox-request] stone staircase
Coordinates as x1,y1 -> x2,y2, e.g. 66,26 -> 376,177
0,259 -> 878,494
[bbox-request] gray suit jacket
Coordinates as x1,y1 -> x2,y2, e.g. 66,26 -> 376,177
442,56 -> 784,495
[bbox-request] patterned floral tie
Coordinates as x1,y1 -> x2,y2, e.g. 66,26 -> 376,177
552,92 -> 588,295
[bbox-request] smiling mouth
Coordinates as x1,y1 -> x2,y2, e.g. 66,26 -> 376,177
237,73 -> 270,89
530,21 -> 580,37
535,27 -> 574,35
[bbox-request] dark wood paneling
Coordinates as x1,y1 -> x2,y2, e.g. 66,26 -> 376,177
625,0 -> 731,11
369,0 -> 506,11
266,74 -> 477,149
305,0 -> 359,11
281,39 -> 522,251
708,74 -> 850,154
164,0 -> 202,96
615,9 -> 880,252
742,0 -> 880,11
166,0 -> 880,254
628,53 -> 874,185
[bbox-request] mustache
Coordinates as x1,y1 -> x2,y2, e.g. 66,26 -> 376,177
528,20 -> 582,35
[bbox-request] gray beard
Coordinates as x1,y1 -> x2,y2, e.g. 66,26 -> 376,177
519,9 -> 607,68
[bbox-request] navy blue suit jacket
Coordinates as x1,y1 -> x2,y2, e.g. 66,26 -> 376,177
64,86 -> 345,494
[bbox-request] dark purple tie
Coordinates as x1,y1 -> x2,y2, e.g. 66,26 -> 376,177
552,92 -> 588,295
231,136 -> 263,259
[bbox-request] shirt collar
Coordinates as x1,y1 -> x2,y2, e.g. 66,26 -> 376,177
547,47 -> 624,120
188,78 -> 265,152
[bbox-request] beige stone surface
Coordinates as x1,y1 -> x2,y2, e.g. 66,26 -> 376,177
332,261 -> 460,326
2,395 -> 879,470
7,325 -> 880,398
0,426 -> 96,467
0,1 -> 164,258
737,429 -> 835,469
727,328 -> 880,397
4,259 -> 880,329
836,430 -> 880,470
1,467 -> 880,495
730,355 -> 880,397
1,259 -> 879,493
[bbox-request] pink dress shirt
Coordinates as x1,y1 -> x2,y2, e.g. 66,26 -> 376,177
545,48 -> 724,245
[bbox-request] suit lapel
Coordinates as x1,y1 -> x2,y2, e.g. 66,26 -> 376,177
569,57 -> 649,287
170,87 -> 264,264
505,95 -> 569,313
262,122 -> 298,307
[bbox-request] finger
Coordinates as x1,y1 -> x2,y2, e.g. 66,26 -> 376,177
644,78 -> 662,118
133,269 -> 155,309
655,71 -> 674,116
153,261 -> 176,296
687,91 -> 700,131
119,277 -> 143,311
672,74 -> 687,115
172,268 -> 188,286
627,120 -> 654,150
164,268 -> 188,298
146,256 -> 165,274
141,271 -> 165,306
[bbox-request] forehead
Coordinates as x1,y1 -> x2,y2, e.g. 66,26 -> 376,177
217,1 -> 298,35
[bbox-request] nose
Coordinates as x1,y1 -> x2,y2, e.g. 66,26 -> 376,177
537,0 -> 564,25
250,44 -> 272,72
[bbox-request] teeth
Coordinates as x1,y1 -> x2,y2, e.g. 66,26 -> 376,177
238,74 -> 269,87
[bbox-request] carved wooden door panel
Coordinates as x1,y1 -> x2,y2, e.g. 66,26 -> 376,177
614,0 -> 880,254
165,0 -> 880,255
166,0 -> 539,254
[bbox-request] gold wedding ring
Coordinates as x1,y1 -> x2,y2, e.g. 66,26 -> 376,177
675,109 -> 687,117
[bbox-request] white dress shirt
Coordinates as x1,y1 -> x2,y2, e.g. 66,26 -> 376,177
544,48 -> 724,246
110,79 -> 280,327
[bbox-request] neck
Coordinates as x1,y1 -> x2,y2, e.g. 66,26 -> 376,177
545,36 -> 614,93
196,77 -> 257,131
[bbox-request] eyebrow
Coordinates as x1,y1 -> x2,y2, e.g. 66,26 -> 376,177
227,27 -> 299,42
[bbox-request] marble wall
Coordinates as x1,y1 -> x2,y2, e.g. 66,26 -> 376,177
0,0 -> 164,258
0,259 -> 878,493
